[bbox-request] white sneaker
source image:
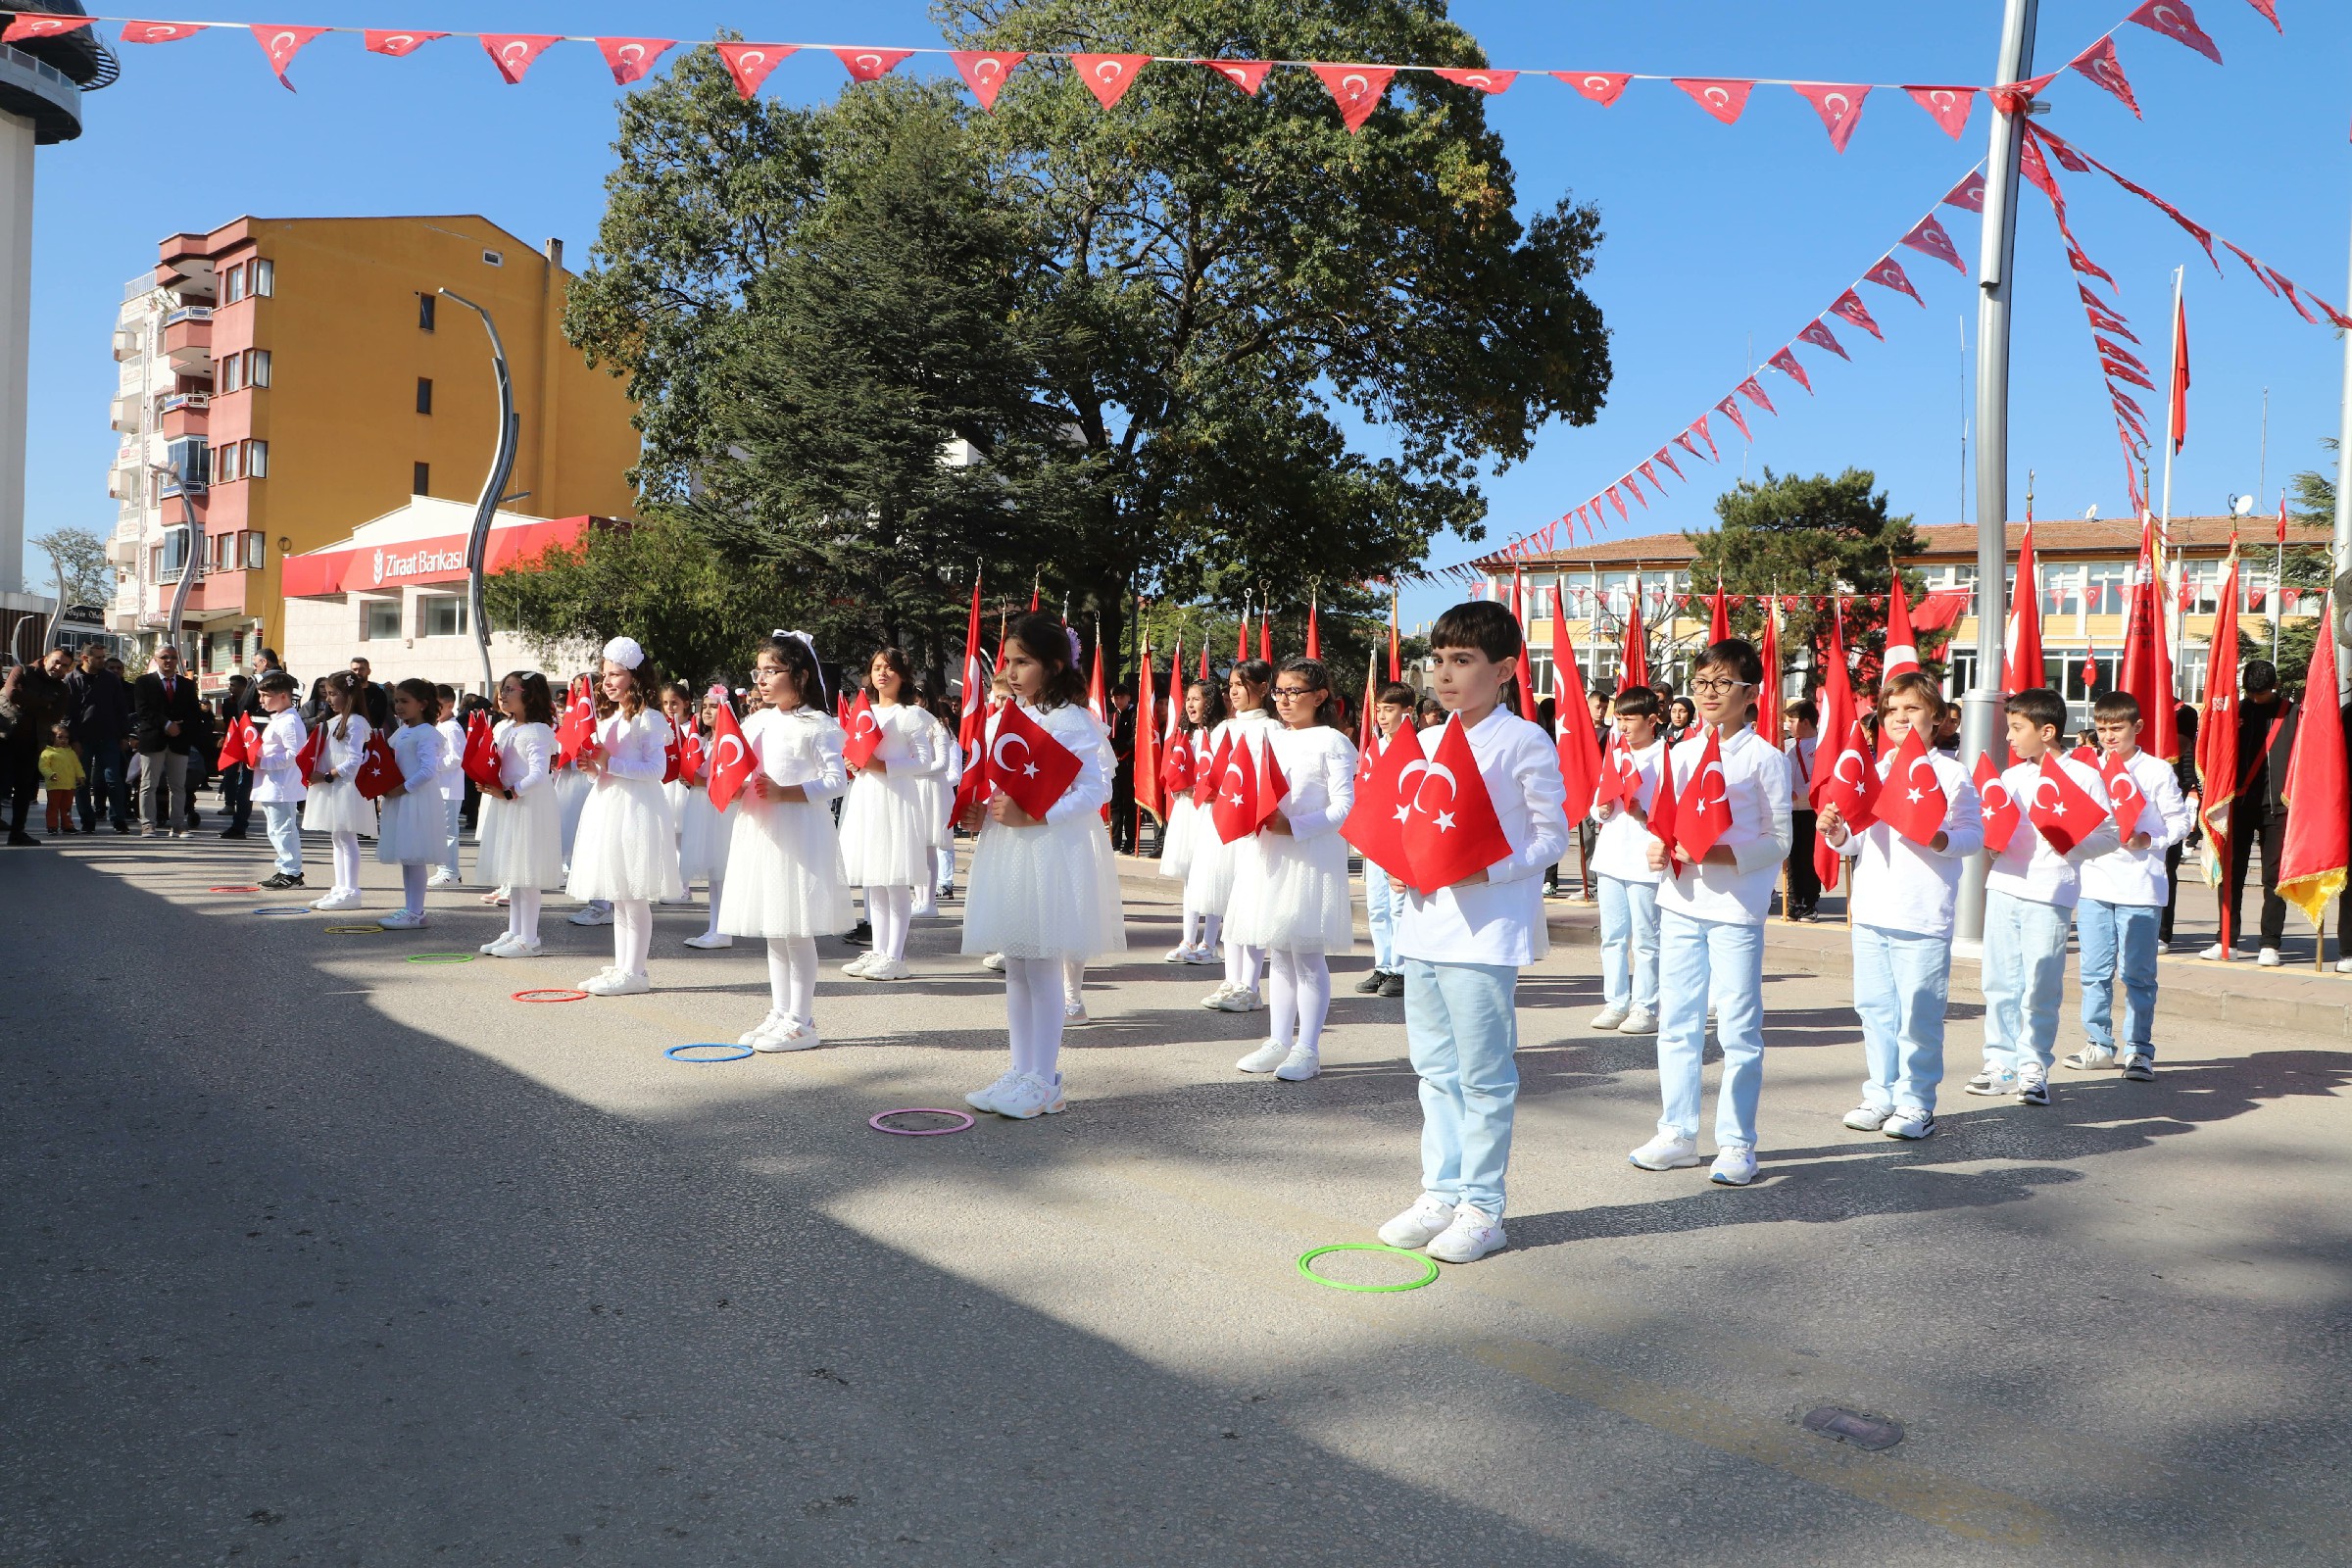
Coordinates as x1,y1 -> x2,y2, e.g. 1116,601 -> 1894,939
2062,1044 -> 2118,1071
842,952 -> 875,976
1062,999 -> 1090,1025
376,909 -> 426,930
1629,1131 -> 1701,1170
2337,958 -> 2352,975
965,1070 -> 1022,1113
1426,1204 -> 1506,1264
911,891 -> 937,917
752,1017 -> 818,1053
860,956 -> 911,982
491,938 -> 542,958
1964,1064 -> 2019,1097
682,932 -> 733,950
1181,946 -> 1219,965
1842,1103 -> 1890,1131
991,1070 -> 1066,1119
1236,1039 -> 1288,1073
739,1009 -> 785,1047
1883,1106 -> 1936,1139
1617,1008 -> 1658,1035
1590,1004 -> 1630,1031
584,969 -> 651,997
1201,982 -> 1242,1010
2258,948 -> 2282,967
1709,1144 -> 1759,1187
981,952 -> 1006,973
1163,945 -> 1194,964
579,965 -> 620,991
568,903 -> 613,927
309,890 -> 362,911
1376,1193 -> 1458,1250
479,935 -> 512,955
1274,1046 -> 1320,1082
2199,942 -> 2231,961
427,869 -> 460,888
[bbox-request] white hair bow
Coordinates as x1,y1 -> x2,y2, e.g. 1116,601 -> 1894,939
773,629 -> 826,704
601,635 -> 646,671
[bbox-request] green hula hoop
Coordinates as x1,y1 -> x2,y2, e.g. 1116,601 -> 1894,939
1296,1243 -> 1441,1294
404,952 -> 477,965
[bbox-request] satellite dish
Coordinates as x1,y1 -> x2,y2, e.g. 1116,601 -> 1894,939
2082,505 -> 2099,521
2231,494 -> 2255,518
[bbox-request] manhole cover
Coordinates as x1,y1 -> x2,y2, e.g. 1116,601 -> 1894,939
1802,1406 -> 1903,1450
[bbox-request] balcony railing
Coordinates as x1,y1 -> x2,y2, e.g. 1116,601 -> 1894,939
161,306 -> 214,328
161,392 -> 210,413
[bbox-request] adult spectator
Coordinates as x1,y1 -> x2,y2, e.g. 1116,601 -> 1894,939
182,696 -> 218,833
2160,703 -> 2201,950
349,656 -> 392,731
65,643 -> 131,833
1107,684 -> 1138,853
2208,659 -> 2292,965
131,644 -> 203,838
1,648 -> 73,845
216,674 -> 253,838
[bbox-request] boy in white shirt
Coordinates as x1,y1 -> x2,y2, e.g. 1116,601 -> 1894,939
1783,700 -> 1821,921
250,671 -> 309,889
432,684 -> 467,886
1356,682 -> 1420,1000
1631,639 -> 1792,1187
1374,603 -> 1567,1264
2067,690 -> 2190,1082
1817,672 -> 1982,1140
1587,685 -> 1666,1034
1971,688 -> 2119,1105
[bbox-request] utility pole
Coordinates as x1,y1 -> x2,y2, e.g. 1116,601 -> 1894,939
1955,0 -> 2040,950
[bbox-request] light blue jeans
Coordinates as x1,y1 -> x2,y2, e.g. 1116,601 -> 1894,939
2076,897 -> 2159,1056
1851,923 -> 1950,1113
262,801 -> 302,877
1364,863 -> 1399,973
1983,889 -> 2073,1074
441,797 -> 464,879
1401,957 -> 1519,1218
1656,909 -> 1766,1148
1597,874 -> 1660,1013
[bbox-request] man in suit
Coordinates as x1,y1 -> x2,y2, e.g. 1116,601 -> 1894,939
132,644 -> 203,839
66,642 -> 132,833
1107,685 -> 1138,853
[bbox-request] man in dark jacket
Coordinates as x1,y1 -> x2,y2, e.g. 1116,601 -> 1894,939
2213,660 -> 2293,963
1,649 -> 72,845
131,644 -> 203,838
66,643 -> 132,832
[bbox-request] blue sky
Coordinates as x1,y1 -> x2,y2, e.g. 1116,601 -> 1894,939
23,1 -> 2351,632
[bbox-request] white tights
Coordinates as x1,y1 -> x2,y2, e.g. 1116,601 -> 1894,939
1004,956 -> 1067,1080
1266,949 -> 1332,1056
400,862 -> 427,918
612,898 -> 653,979
865,884 -> 914,962
1223,938 -> 1264,993
507,886 -> 543,947
1182,906 -> 1222,952
331,831 -> 362,897
701,869 -> 726,940
766,937 -> 816,1025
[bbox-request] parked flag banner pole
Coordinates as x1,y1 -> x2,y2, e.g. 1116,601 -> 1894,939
439,288 -> 519,699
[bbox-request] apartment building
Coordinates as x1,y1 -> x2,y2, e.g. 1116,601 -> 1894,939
102,215 -> 639,689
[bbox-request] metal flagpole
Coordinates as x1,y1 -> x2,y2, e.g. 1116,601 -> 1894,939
1955,0 -> 2041,950
2160,266 -> 2183,552
2333,188 -> 2352,702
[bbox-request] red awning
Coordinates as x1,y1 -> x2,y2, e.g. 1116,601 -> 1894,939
281,516 -> 592,598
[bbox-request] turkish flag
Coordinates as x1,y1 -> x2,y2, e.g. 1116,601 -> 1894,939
554,675 -> 595,766
2027,754 -> 2106,856
1161,726 -> 1195,800
1674,77 -> 1754,124
1675,728 -> 1735,862
295,723 -> 327,781
676,725 -> 706,786
2071,743 -> 2101,769
1555,71 -> 1631,106
1195,731 -> 1229,808
1310,63 -> 1395,132
480,34 -> 563,85
704,704 -> 756,812
596,37 -> 675,85
1072,52 -> 1152,108
1646,740 -> 1683,877
1200,59 -> 1271,95
217,713 -> 253,772
1342,729 -> 1415,872
243,715 -> 266,769
834,46 -> 914,82
1210,733 -> 1261,844
660,714 -> 684,784
1618,578 -> 1649,692
363,29 -> 446,57
1816,718 -> 1883,836
462,710 -> 503,792
1399,716 -> 1513,895
250,24 -> 330,90
952,50 -> 1026,111
1550,594 -> 1602,822
987,702 -> 1084,822
1975,752 -> 2021,853
1793,82 -> 1870,152
1591,735 -> 1638,811
354,732 -> 402,802
2169,292 -> 2190,454
1904,84 -> 1977,138
715,42 -> 797,98
2003,522 -> 2046,693
122,22 -> 207,43
1882,573 -> 1922,675
1877,727 -> 1949,847
1253,734 -> 1289,833
841,690 -> 883,770
2100,750 -> 2146,840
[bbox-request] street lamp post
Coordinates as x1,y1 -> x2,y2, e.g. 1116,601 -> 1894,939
437,289 -> 520,698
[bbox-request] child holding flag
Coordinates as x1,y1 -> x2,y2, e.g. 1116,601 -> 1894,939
2068,691 -> 2191,1081
251,670 -> 308,890
840,648 -> 950,982
1587,686 -> 1667,1035
303,671 -> 377,912
1196,662 -> 1279,1011
1159,678 -> 1225,962
1356,682 -> 1419,998
1631,638 -> 1791,1188
372,678 -> 451,930
566,638 -> 686,996
474,671 -> 563,957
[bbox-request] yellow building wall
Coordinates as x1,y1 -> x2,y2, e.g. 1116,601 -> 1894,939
231,216 -> 637,645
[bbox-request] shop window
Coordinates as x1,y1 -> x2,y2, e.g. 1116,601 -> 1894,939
364,600 -> 402,641
420,596 -> 467,637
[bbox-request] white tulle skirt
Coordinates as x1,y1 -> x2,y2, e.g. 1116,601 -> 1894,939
476,785 -> 564,889
915,772 -> 956,851
555,766 -> 591,861
373,789 -> 443,865
1157,794 -> 1201,880
565,774 -> 683,904
302,777 -> 376,838
961,813 -> 1128,961
1184,816 -> 1241,913
1225,830 -> 1355,954
717,795 -> 853,938
669,781 -> 729,883
839,769 -> 935,887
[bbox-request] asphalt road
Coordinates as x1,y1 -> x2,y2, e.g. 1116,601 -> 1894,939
3,836 -> 2347,1565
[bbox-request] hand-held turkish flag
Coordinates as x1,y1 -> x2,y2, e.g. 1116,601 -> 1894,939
1399,716 -> 1513,894
2276,594 -> 2349,929
677,722 -> 707,786
295,722 -> 326,780
2028,753 -> 2105,855
1877,727 -> 1949,846
243,714 -> 266,768
2099,750 -> 2145,840
661,715 -> 684,784
841,691 -> 883,769
555,675 -> 595,766
1815,719 -> 1883,834
1645,741 -> 1684,877
217,713 -> 254,772
1209,732 -> 1261,844
354,732 -> 402,802
987,702 -> 1084,822
1252,734 -> 1289,833
1675,728 -> 1735,862
1343,729 -> 1417,872
704,704 -> 757,812
1551,592 -> 1603,822
2197,553 -> 2244,941
1591,735 -> 1635,810
1975,751 -> 2021,852
1195,730 -> 1229,808
2070,742 -> 2101,769
462,710 -> 504,792
1161,727 -> 1195,800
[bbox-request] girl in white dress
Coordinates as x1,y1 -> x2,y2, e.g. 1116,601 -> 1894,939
1195,660 -> 1279,1011
303,671 -> 377,912
916,691 -> 963,911
475,670 -> 563,956
1226,658 -> 1359,1081
1158,678 -> 1225,963
718,631 -> 853,1051
372,678 -> 452,929
565,638 -> 684,996
668,684 -> 736,949
841,648 -> 950,981
957,612 -> 1125,1119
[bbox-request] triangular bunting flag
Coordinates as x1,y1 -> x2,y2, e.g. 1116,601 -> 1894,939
121,22 -> 207,43
596,37 -> 674,86
2069,36 -> 2141,118
1736,376 -> 1777,417
1653,444 -> 1685,480
1798,318 -> 1849,361
833,46 -> 915,82
1903,84 -> 1977,137
1311,64 -> 1395,131
250,24 -> 330,90
1554,71 -> 1631,106
2128,0 -> 2223,63
1199,59 -> 1271,95
715,42 -> 797,99
1900,214 -> 1968,274
481,34 -> 562,84
1792,83 -> 1869,151
1830,288 -> 1885,339
1767,347 -> 1812,394
953,50 -> 1026,110
1943,172 -> 1988,213
1864,256 -> 1925,306
364,28 -> 445,56
1674,77 -> 1754,124
1433,67 -> 1515,93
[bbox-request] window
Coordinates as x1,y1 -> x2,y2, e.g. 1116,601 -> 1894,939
221,265 -> 245,305
247,440 -> 267,478
217,354 -> 242,393
248,349 -> 270,388
413,461 -> 430,497
482,249 -> 504,268
417,293 -> 436,331
250,259 -> 272,296
213,442 -> 243,485
245,532 -> 266,570
2085,563 -> 2131,616
158,525 -> 192,576
420,596 -> 467,637
164,435 -> 208,489
416,377 -> 433,415
364,600 -> 403,641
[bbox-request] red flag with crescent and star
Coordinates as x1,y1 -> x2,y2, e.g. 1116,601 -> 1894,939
1618,577 -> 1649,693
1252,734 -> 1289,834
1551,592 -> 1603,823
2028,753 -> 2106,856
1210,731 -> 1262,844
1884,574 -> 1921,675
353,732 -> 402,802
1816,718 -> 1883,841
1877,727 -> 1948,846
1591,734 -> 1640,812
986,702 -> 1083,822
1195,730 -> 1229,808
841,690 -> 882,770
462,710 -> 503,792
954,577 -> 990,816
2099,749 -> 2146,841
1342,719 -> 1417,872
216,713 -> 255,773
705,702 -> 756,812
1398,716 -> 1512,895
661,714 -> 685,784
1974,751 -> 2021,853
1674,727 -> 1735,863
677,721 -> 707,787
555,675 -> 595,767
1645,738 -> 1683,877
1161,724 -> 1195,802
295,722 -> 326,782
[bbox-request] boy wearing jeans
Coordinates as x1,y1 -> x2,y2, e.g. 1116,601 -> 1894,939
1630,639 -> 1791,1188
2067,691 -> 2188,1082
250,672 -> 310,889
1972,688 -> 2118,1105
1588,685 -> 1666,1035
1375,604 -> 1566,1264
1355,682 -> 1419,999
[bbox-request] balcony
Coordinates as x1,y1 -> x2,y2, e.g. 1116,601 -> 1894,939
106,532 -> 141,566
161,307 -> 213,370
159,393 -> 209,441
109,393 -> 142,433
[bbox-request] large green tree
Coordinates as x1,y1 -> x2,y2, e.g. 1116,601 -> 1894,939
28,527 -> 110,611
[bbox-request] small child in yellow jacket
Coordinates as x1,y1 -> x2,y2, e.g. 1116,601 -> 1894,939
39,721 -> 84,833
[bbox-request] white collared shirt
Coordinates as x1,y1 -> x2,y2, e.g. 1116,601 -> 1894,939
1588,739 -> 1665,884
1786,736 -> 1818,809
2080,748 -> 2193,907
253,709 -> 309,803
435,716 -> 467,802
1653,726 -> 1792,927
1835,748 -> 1983,938
1987,753 -> 2120,908
1396,708 -> 1568,968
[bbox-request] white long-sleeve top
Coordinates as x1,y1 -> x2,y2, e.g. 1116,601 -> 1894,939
1588,738 -> 1665,884
1265,723 -> 1357,840
252,709 -> 309,804
386,721 -> 446,795
1653,725 -> 1793,927
2079,747 -> 2192,907
1396,708 -> 1569,968
1986,753 -> 2120,909
315,712 -> 374,783
1786,736 -> 1818,810
1833,747 -> 1984,939
587,708 -> 669,786
864,701 -> 949,775
745,705 -> 849,801
434,716 -> 467,802
493,719 -> 555,797
981,701 -> 1111,825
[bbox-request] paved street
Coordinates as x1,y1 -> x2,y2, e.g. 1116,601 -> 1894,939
4,837 -> 2349,1565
